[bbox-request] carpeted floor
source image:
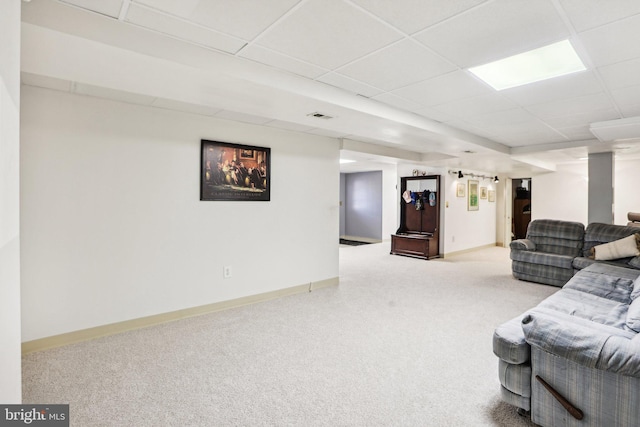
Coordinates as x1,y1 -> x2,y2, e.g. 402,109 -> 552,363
22,244 -> 557,426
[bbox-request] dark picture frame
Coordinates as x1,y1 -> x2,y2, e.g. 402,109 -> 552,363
200,139 -> 271,201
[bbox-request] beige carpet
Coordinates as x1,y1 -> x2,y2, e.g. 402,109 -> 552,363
23,244 -> 557,426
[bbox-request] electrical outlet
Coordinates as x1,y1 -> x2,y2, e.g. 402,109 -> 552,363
223,265 -> 232,279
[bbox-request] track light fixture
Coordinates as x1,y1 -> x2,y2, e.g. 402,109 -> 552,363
449,170 -> 498,182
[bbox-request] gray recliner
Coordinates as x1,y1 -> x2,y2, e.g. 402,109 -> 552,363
510,219 -> 585,287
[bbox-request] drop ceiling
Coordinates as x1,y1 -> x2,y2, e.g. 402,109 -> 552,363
19,0 -> 640,174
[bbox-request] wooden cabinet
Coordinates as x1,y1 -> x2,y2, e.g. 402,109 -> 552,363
390,175 -> 440,260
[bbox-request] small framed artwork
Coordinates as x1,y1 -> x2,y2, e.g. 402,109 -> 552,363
468,180 -> 479,211
456,183 -> 465,197
200,139 -> 270,201
488,190 -> 496,202
480,187 -> 488,199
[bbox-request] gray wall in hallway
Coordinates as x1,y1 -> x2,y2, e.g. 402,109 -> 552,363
342,171 -> 382,240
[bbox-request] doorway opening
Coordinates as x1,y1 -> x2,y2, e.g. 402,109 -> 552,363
512,178 -> 532,240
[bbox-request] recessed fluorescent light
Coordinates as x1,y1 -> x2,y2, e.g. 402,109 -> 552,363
340,159 -> 356,164
468,40 -> 586,91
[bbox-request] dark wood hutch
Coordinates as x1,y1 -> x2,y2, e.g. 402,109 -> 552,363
390,175 -> 441,260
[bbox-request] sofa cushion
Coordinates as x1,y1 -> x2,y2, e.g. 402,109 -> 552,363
629,256 -> 640,269
526,219 -> 584,257
510,250 -> 574,269
591,234 -> 640,260
583,223 -> 640,258
563,267 -> 635,304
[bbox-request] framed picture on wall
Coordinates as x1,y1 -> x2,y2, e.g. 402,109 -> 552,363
200,139 -> 271,201
468,180 -> 479,211
456,183 -> 465,197
480,187 -> 488,199
488,190 -> 496,202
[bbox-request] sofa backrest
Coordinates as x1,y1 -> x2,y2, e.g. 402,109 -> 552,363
583,222 -> 640,259
526,219 -> 585,256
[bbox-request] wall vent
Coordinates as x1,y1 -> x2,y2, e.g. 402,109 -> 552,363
307,112 -> 333,120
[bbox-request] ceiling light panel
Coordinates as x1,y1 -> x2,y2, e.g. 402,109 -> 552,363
468,40 -> 586,91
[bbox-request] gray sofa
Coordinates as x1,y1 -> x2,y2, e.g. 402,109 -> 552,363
494,263 -> 640,426
511,220 -> 640,287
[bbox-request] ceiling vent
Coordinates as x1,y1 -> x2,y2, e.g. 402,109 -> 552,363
307,112 -> 333,120
590,116 -> 640,142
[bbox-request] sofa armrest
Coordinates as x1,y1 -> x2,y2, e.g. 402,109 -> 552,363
522,313 -> 607,369
510,239 -> 536,251
596,336 -> 640,377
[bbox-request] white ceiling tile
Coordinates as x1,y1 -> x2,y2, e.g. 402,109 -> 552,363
238,45 -> 327,79
465,107 -> 539,128
136,0 -> 301,40
620,103 -> 640,117
598,58 -> 640,91
525,93 -> 617,119
351,0 -> 487,34
317,73 -> 383,98
501,71 -> 603,106
255,0 -> 402,69
73,83 -> 156,105
60,0 -> 123,18
214,110 -> 272,125
392,71 -> 492,106
611,85 -> 640,107
371,93 -> 424,112
415,0 -> 569,68
151,98 -> 221,116
125,4 -> 246,54
554,124 -> 598,141
540,108 -> 620,128
433,93 -> 515,119
578,14 -> 640,66
336,40 -> 456,91
558,0 -> 640,32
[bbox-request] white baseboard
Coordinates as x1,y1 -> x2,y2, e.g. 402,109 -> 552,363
442,243 -> 498,258
22,277 -> 339,354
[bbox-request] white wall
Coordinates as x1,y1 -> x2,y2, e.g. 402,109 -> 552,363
0,0 -> 22,403
20,86 -> 340,341
531,166 -> 588,225
614,158 -> 640,225
531,159 -> 640,226
381,163 -> 399,240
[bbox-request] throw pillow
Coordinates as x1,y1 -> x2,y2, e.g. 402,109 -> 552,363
591,234 -> 640,261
